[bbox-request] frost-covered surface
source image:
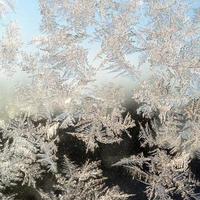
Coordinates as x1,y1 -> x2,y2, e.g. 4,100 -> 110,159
0,0 -> 200,199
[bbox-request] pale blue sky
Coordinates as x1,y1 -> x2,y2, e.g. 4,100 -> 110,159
1,0 -> 41,42
0,1 -> 41,90
15,0 -> 41,41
